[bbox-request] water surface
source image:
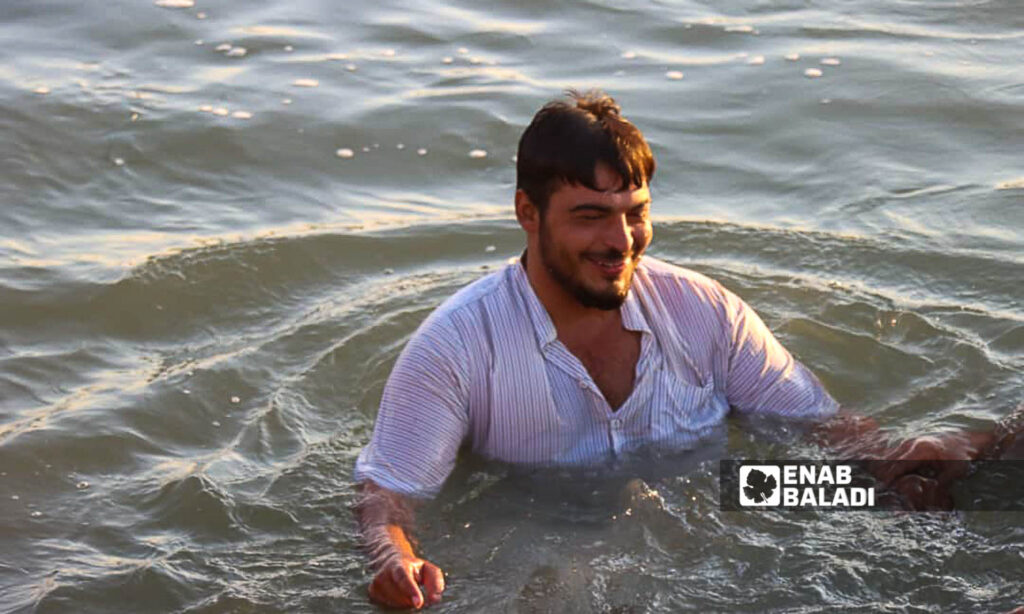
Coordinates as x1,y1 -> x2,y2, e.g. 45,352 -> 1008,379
1,0 -> 1022,611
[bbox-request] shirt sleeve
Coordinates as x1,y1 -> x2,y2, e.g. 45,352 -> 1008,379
353,312 -> 470,498
716,281 -> 839,420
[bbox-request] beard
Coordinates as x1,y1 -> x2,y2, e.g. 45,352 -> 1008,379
537,220 -> 643,311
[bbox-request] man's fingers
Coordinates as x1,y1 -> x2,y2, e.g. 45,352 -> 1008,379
936,459 -> 970,486
872,457 -> 922,486
874,437 -> 948,485
392,563 -> 425,608
870,439 -> 910,484
368,564 -> 424,609
369,574 -> 415,609
367,559 -> 443,609
421,562 -> 445,604
890,474 -> 954,510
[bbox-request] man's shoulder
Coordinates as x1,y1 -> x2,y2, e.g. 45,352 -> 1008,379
639,256 -> 727,303
421,264 -> 514,330
398,267 -> 512,367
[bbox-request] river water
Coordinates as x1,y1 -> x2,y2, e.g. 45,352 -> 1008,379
1,0 -> 1022,611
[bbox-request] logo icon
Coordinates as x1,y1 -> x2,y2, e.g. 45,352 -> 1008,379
739,465 -> 780,506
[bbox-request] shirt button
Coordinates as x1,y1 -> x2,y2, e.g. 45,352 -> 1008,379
611,419 -> 622,428
578,380 -> 587,390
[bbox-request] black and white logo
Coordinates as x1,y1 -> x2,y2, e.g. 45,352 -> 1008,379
739,465 -> 780,506
734,462 -> 875,509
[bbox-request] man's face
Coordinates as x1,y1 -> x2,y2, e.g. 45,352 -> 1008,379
536,163 -> 652,310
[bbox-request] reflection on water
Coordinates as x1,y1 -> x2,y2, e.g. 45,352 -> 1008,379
2,220 -> 1021,611
1,0 -> 1022,610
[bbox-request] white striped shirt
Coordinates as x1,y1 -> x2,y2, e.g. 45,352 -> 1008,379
354,256 -> 838,498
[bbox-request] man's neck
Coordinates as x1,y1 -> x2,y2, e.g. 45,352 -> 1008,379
520,249 -> 622,337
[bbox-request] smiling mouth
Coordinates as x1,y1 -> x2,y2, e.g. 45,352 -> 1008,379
585,255 -> 628,277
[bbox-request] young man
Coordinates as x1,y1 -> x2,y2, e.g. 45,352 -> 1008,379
352,90 -> 1006,609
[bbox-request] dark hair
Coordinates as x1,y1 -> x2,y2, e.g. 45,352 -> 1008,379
516,89 -> 656,213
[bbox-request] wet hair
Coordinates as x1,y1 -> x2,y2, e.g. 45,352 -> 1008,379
516,89 -> 656,214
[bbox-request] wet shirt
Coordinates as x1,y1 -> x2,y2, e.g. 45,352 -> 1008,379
354,256 -> 838,498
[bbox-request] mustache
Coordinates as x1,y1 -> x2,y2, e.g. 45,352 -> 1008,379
582,248 -> 642,261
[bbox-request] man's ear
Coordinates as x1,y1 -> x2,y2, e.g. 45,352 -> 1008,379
515,189 -> 540,233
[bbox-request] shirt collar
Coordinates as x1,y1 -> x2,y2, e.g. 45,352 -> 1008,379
510,255 -> 559,348
620,283 -> 653,337
510,253 -> 653,349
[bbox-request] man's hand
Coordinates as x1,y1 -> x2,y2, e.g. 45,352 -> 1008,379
355,481 -> 446,609
870,433 -> 979,487
369,555 -> 445,609
810,409 -> 1002,509
866,431 -> 999,510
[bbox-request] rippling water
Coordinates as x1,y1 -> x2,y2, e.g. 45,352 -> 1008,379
1,0 -> 1022,611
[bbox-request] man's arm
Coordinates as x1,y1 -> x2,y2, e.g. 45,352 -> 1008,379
715,279 -> 838,420
710,279 -> 1007,498
354,480 -> 444,609
809,407 -> 1004,509
809,408 -> 996,465
351,310 -> 470,607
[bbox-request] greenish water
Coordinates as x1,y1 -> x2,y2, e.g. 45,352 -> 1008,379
1,0 -> 1022,611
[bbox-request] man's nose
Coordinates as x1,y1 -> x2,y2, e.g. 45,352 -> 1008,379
603,214 -> 633,254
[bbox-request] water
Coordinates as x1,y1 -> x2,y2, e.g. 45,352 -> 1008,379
1,0 -> 1022,611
